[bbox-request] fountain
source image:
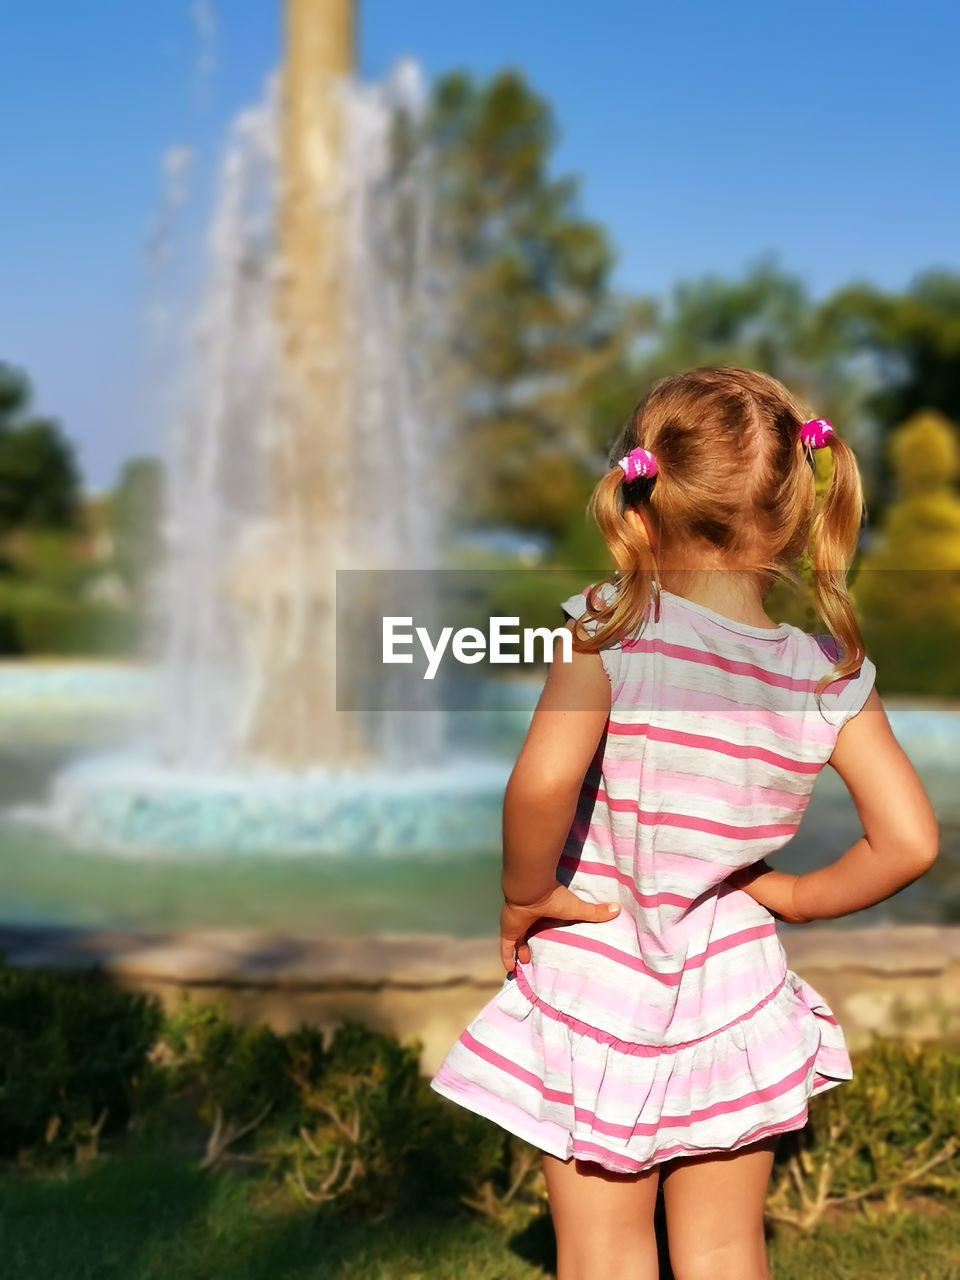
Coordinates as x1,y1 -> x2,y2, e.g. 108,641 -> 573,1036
16,0 -> 511,857
12,1 -> 959,874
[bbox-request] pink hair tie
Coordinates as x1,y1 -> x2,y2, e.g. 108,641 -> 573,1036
617,446 -> 658,480
800,418 -> 834,448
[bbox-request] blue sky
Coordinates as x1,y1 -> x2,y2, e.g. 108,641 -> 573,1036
1,1 -> 956,487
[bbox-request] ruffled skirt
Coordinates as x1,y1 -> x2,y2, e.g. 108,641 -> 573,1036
430,963 -> 852,1174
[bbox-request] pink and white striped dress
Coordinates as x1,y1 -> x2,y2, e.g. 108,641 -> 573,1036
431,584 -> 876,1173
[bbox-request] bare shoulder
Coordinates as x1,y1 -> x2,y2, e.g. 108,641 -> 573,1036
514,620 -> 611,789
827,688 -> 893,763
828,689 -> 939,866
537,619 -> 611,714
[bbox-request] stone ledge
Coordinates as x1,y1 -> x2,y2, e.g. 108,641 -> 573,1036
2,922 -> 958,987
779,922 -> 960,973
0,925 -> 505,989
2,922 -> 958,1072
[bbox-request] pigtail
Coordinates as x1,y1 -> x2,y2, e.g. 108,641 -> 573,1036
572,467 -> 657,651
808,435 -> 867,693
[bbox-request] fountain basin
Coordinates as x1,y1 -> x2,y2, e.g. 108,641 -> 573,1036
14,752 -> 510,858
0,660 -> 153,719
2,664 -> 959,859
0,665 -> 956,932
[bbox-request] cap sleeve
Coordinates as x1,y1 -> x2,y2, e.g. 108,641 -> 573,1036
816,639 -> 878,731
560,581 -> 623,690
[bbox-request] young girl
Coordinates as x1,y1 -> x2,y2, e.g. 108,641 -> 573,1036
430,368 -> 939,1280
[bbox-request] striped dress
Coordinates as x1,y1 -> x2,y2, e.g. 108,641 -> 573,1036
430,584 -> 877,1174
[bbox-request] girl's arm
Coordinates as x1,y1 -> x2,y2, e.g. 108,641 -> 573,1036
729,690 -> 939,923
499,623 -> 621,971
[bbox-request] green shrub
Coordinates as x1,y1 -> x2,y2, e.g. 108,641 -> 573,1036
4,597 -> 139,656
274,1021 -> 508,1218
768,1034 -> 960,1230
271,1025 -> 960,1227
0,958 -> 163,1163
159,1008 -> 511,1216
858,619 -> 960,698
161,993 -> 295,1169
8,531 -> 101,594
0,578 -> 141,656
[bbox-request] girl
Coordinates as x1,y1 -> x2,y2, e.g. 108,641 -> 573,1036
430,368 -> 939,1280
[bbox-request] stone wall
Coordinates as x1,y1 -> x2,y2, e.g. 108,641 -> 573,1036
1,923 -> 958,1072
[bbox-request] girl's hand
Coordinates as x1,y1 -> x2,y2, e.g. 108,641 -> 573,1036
725,860 -> 811,925
500,883 -> 621,973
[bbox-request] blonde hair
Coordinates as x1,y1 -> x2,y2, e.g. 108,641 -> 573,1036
577,367 -> 866,691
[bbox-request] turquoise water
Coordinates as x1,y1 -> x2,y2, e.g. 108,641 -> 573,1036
0,665 -> 956,936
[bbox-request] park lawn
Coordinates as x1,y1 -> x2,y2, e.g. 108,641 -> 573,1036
0,1143 -> 958,1279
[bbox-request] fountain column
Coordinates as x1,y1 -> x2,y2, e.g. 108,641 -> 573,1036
278,0 -> 353,402
232,0 -> 362,766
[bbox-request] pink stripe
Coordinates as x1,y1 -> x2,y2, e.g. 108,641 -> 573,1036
606,720 -> 823,773
523,960 -> 787,1033
564,824 -> 786,904
600,759 -> 810,812
436,1065 -> 815,1174
558,853 -> 695,910
529,930 -> 675,981
567,820 -> 737,878
458,1022 -> 817,1137
620,635 -> 829,693
439,1059 -> 817,1175
584,784 -> 799,841
459,1030 -> 572,1104
615,681 -> 837,745
431,1064 -> 572,1151
515,961 -> 676,1032
567,818 -> 697,862
481,996 -> 812,1104
571,1107 -> 810,1171
515,961 -> 785,1050
810,1044 -> 849,1071
520,924 -> 779,1007
636,597 -> 857,687
656,1055 -> 817,1130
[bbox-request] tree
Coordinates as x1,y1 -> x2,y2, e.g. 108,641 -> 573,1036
817,271 -> 960,436
631,257 -> 880,477
638,257 -> 813,381
855,410 -> 960,695
0,363 -> 81,533
418,71 -> 641,533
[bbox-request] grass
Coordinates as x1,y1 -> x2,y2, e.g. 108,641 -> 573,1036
0,1137 -> 958,1280
0,1148 -> 537,1280
766,1201 -> 960,1280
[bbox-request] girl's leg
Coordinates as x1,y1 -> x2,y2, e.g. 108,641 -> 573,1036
659,1135 -> 778,1280
542,1153 -> 661,1280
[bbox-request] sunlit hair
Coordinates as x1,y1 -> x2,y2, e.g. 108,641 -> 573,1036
576,367 -> 866,692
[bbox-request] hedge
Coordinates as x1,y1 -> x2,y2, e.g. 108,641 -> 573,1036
0,590 -> 140,656
1,958 -> 958,1232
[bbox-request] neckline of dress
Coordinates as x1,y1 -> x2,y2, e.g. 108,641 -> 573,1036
655,587 -> 792,640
